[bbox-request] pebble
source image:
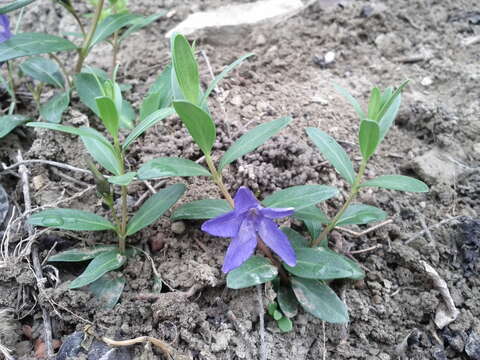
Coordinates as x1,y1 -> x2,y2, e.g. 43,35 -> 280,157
421,76 -> 433,87
372,295 -> 383,304
171,221 -> 186,235
473,143 -> 480,155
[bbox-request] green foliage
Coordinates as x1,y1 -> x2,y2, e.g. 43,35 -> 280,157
0,115 -> 29,137
40,92 -> 70,123
89,13 -> 139,48
226,256 -> 278,289
277,285 -> 299,318
336,203 -> 387,226
48,245 -> 117,262
89,272 -> 126,309
96,96 -> 119,138
27,208 -> 116,231
262,185 -> 338,211
360,175 -> 429,192
138,157 -> 210,180
171,34 -> 200,104
171,199 -> 231,221
20,56 -> 65,88
0,0 -> 36,14
358,119 -> 380,160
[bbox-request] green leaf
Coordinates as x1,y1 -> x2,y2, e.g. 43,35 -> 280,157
273,310 -> 282,321
173,100 -> 216,155
140,91 -> 161,122
19,56 -> 64,88
378,93 -> 401,142
226,256 -> 278,289
89,272 -> 125,309
0,33 -> 77,63
0,0 -> 35,14
262,185 -> 338,211
27,208 -> 116,231
0,115 -> 29,138
333,83 -> 366,119
119,12 -> 165,42
284,247 -> 365,280
277,316 -> 293,332
48,245 -> 117,262
123,107 -> 175,150
120,99 -> 135,129
281,227 -> 308,250
277,285 -> 299,318
126,183 -> 186,236
79,127 -> 121,175
138,157 -> 210,180
291,277 -> 348,323
376,80 -> 408,125
90,13 -> 139,47
360,175 -> 428,193
148,64 -> 172,109
218,116 -> 292,171
172,34 -> 200,104
336,203 -> 387,226
267,302 -> 278,316
200,53 -> 254,107
96,96 -> 119,138
107,172 -> 137,186
171,199 -> 231,221
306,128 -> 355,185
40,91 -> 70,123
304,220 -> 322,245
358,119 -> 380,160
367,87 -> 381,120
294,205 -> 330,224
69,250 -> 127,289
74,73 -> 103,116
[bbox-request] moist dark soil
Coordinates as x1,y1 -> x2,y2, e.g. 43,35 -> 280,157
1,0 -> 479,359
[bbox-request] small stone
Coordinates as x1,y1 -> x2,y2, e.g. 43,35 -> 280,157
473,143 -> 480,154
324,51 -> 336,64
230,95 -> 243,107
372,295 -> 382,304
32,175 -> 47,191
171,221 -> 186,235
421,76 -> 433,87
256,34 -> 267,46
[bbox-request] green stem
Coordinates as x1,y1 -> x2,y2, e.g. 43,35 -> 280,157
6,61 -> 17,115
117,147 -> 128,254
111,31 -> 119,75
311,159 -> 368,247
74,0 -> 105,73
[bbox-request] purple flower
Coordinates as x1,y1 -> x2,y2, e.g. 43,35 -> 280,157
201,187 -> 296,273
0,15 -> 12,43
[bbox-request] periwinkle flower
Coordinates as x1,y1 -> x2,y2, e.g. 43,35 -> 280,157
202,186 -> 296,273
0,15 -> 12,43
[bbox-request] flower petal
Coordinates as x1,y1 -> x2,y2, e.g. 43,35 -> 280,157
258,218 -> 296,267
0,15 -> 11,43
234,186 -> 259,213
260,207 -> 294,219
222,218 -> 257,273
201,210 -> 243,237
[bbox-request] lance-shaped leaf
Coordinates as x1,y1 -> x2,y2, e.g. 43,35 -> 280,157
291,277 -> 348,323
48,245 -> 117,262
138,157 -> 210,180
277,285 -> 299,318
277,317 -> 293,332
140,91 -> 162,122
294,205 -> 330,224
0,33 -> 77,62
69,250 -> 127,289
333,83 -> 366,120
306,128 -> 356,185
148,64 -> 173,109
226,256 -> 278,289
200,53 -> 254,106
96,96 -> 119,138
262,185 -> 338,211
90,13 -> 139,47
281,227 -> 309,249
378,93 -> 401,142
126,183 -> 186,236
107,172 -> 137,186
119,12 -> 165,42
171,199 -> 231,221
358,119 -> 380,160
27,208 -> 116,231
0,115 -> 29,138
40,91 -> 70,123
172,34 -> 200,104
89,272 -> 126,309
173,100 -> 216,155
0,0 -> 35,14
304,220 -> 322,245
360,175 -> 428,193
218,116 -> 292,171
336,203 -> 387,226
19,56 -> 64,88
284,247 -> 364,280
79,127 -> 121,175
367,87 -> 381,120
74,73 -> 103,116
123,107 -> 174,150
376,80 -> 408,125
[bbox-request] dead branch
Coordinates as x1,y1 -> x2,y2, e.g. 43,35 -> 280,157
336,219 -> 393,237
405,216 -> 462,244
1,159 -> 90,176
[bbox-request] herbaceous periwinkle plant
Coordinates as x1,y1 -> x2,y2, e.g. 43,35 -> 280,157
168,34 -> 428,330
0,0 -> 165,138
24,67 -> 190,307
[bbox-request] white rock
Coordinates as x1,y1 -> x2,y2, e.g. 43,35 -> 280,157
166,0 -> 304,38
421,76 -> 433,87
324,51 -> 336,64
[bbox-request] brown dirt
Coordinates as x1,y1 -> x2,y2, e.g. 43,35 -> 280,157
1,0 -> 479,359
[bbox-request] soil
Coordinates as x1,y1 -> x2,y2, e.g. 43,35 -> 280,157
1,0 -> 479,359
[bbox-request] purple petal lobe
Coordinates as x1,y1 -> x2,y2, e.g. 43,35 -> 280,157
233,187 -> 259,214
260,207 -> 294,219
258,218 -> 296,267
201,210 -> 243,237
222,218 -> 257,273
0,15 -> 11,43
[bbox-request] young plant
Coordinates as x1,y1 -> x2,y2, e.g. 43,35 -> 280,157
25,69 -> 185,307
0,0 -> 164,137
168,34 -> 429,328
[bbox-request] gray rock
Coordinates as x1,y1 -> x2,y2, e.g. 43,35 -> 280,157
466,332 -> 480,360
56,332 -> 132,360
410,148 -> 467,185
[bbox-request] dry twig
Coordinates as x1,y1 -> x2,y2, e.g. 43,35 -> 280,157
1,159 -> 90,175
405,216 -> 462,244
336,219 -> 393,237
